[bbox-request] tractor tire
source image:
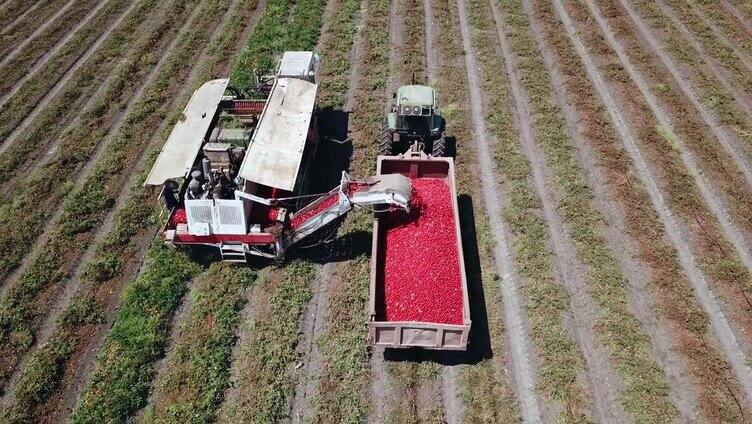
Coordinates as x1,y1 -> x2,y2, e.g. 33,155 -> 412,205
380,122 -> 394,156
432,131 -> 447,157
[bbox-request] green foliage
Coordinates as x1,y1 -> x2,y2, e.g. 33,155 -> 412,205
220,262 -> 313,423
70,243 -> 200,424
143,264 -> 255,423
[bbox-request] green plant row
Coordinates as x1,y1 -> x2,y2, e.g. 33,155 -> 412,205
1,0 -> 264,418
0,0 -> 69,59
70,243 -> 201,424
142,264 -> 256,423
536,0 -> 744,420
307,0 -> 391,421
0,0 -> 132,139
0,0 -> 197,279
228,0 -> 290,90
218,262 -> 314,423
0,0 -> 209,385
0,0 -> 157,172
499,0 -> 678,420
315,0 -> 361,109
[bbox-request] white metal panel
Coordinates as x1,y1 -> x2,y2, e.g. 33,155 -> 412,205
278,51 -> 315,79
145,79 -> 229,185
185,199 -> 214,235
213,199 -> 247,235
238,78 -> 317,191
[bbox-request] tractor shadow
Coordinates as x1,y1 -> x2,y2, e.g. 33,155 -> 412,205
381,194 -> 492,366
307,106 -> 354,192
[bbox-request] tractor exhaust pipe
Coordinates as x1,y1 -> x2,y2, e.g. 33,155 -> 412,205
202,157 -> 213,185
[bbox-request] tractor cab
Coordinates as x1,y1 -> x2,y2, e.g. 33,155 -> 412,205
382,85 -> 446,156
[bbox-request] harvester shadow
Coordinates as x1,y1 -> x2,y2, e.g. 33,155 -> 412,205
381,195 -> 492,366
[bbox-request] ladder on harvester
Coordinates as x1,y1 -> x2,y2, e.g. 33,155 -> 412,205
220,243 -> 247,263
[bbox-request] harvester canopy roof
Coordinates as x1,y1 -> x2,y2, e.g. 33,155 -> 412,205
239,78 -> 317,191
145,79 -> 229,186
396,85 -> 435,107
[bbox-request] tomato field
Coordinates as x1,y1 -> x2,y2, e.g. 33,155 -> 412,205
1,0 -> 752,422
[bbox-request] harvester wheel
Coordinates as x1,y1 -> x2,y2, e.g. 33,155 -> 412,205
432,131 -> 447,157
380,122 -> 394,156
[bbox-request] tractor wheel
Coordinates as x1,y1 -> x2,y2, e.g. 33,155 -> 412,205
432,131 -> 447,157
380,122 -> 394,156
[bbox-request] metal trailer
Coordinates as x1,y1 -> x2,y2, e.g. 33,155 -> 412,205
368,147 -> 471,350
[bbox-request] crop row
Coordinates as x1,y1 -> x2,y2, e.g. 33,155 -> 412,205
0,0 -> 158,175
538,0 -> 744,420
142,264 -> 256,422
0,0 -> 132,140
630,0 -> 752,161
498,0 -> 679,420
624,0 -> 752,235
0,0 -> 199,279
0,0 -> 207,386
0,0 -> 32,30
0,0 -> 67,59
578,0 -> 752,389
218,262 -> 313,422
0,0 -> 99,95
305,0 -> 392,421
0,0 -> 266,419
66,0 -> 332,419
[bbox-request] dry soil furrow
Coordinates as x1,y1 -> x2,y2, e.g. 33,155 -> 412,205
587,0 -> 752,285
454,0 -> 541,421
0,0 -> 41,35
386,0 -> 403,92
553,0 -> 752,406
722,0 -> 752,37
0,0 -> 139,156
290,261 -> 334,424
627,0 -> 752,189
423,0 -> 437,84
0,1 -> 240,403
439,366 -> 462,424
0,0 -> 204,300
684,0 -> 752,75
0,0 -> 75,67
525,3 -> 702,419
0,0 -> 113,109
489,2 -> 628,421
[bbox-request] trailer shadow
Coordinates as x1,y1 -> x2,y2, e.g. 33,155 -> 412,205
381,194 -> 492,366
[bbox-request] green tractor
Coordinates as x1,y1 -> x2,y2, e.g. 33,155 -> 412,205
381,85 -> 447,157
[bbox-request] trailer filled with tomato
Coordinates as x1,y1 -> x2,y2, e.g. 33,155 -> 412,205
369,147 -> 471,350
